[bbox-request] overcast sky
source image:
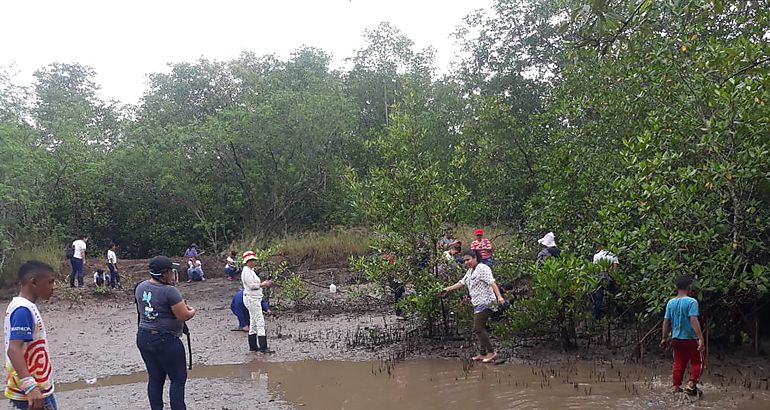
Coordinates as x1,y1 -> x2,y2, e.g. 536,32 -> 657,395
1,0 -> 492,105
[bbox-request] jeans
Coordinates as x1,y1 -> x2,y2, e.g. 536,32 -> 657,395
69,257 -> 84,287
224,266 -> 237,279
108,263 -> 120,288
137,329 -> 188,410
188,267 -> 203,281
10,395 -> 58,410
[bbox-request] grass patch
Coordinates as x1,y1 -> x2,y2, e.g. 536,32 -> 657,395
229,228 -> 372,268
277,228 -> 371,267
0,243 -> 64,298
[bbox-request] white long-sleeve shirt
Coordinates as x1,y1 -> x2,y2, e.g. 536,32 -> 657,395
241,266 -> 263,300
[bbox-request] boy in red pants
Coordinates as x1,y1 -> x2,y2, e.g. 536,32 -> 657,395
660,276 -> 705,395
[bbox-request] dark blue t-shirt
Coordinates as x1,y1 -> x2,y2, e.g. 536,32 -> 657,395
9,307 -> 34,341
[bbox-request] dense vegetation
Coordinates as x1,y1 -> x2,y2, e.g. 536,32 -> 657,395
1,0 -> 768,349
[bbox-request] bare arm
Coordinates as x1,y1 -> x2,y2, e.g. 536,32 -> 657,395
171,301 -> 196,321
690,316 -> 705,351
441,282 -> 465,295
660,318 -> 671,347
491,282 -> 504,304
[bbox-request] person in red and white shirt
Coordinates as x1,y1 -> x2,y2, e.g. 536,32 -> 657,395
470,229 -> 494,267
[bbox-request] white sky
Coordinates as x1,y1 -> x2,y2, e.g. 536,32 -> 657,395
1,0 -> 492,105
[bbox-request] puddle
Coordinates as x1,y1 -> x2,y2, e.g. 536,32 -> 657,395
57,359 -> 770,409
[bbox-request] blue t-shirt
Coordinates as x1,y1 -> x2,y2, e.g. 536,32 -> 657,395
8,307 -> 34,341
664,296 -> 699,340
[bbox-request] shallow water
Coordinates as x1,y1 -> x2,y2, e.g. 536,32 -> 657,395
57,358 -> 770,409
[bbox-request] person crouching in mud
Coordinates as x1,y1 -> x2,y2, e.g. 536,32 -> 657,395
440,249 -> 505,363
135,256 -> 196,410
241,251 -> 275,353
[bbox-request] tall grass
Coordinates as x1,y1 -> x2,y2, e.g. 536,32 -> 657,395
229,228 -> 372,268
0,243 -> 64,297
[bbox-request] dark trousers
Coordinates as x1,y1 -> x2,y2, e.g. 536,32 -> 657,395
593,288 -> 605,319
137,329 -> 188,410
390,281 -> 405,316
473,308 -> 494,355
231,300 -> 250,328
108,263 -> 120,288
69,257 -> 84,287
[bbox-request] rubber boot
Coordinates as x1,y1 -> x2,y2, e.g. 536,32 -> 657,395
258,336 -> 275,354
248,334 -> 259,352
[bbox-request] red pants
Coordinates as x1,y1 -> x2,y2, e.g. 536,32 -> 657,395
672,338 -> 702,386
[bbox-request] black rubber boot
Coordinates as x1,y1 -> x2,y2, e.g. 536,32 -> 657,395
248,334 -> 259,352
258,336 -> 275,353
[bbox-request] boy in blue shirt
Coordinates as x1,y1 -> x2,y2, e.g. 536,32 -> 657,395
660,276 -> 705,395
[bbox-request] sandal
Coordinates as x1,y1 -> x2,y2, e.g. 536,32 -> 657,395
684,383 -> 698,396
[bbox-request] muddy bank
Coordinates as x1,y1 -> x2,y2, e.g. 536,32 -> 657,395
3,261 -> 770,409
39,276 -> 401,385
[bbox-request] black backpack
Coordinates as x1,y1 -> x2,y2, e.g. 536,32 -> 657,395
65,242 -> 75,259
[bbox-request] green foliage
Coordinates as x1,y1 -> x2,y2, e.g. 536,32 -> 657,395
507,255 -> 599,349
279,272 -> 310,308
1,6 -> 768,349
93,286 -> 112,297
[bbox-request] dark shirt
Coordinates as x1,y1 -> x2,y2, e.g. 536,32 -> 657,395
537,246 -> 561,259
135,280 -> 184,337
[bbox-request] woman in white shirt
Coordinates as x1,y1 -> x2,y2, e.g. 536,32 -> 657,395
441,249 -> 505,363
241,251 -> 275,353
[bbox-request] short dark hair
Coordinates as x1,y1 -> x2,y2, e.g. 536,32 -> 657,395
18,260 -> 54,284
461,248 -> 481,262
675,275 -> 693,290
109,242 -> 116,248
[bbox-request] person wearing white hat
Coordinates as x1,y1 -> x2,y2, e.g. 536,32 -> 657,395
537,232 -> 561,259
241,251 -> 274,353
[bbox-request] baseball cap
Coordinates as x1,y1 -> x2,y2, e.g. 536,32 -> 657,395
149,256 -> 174,276
474,229 -> 484,236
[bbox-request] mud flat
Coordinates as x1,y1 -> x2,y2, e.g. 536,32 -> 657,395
3,271 -> 770,409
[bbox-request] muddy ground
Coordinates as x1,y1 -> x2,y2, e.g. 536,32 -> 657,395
3,258 -> 413,409
2,258 -> 770,409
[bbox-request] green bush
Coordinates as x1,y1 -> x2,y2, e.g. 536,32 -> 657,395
505,255 -> 599,350
279,273 -> 310,308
